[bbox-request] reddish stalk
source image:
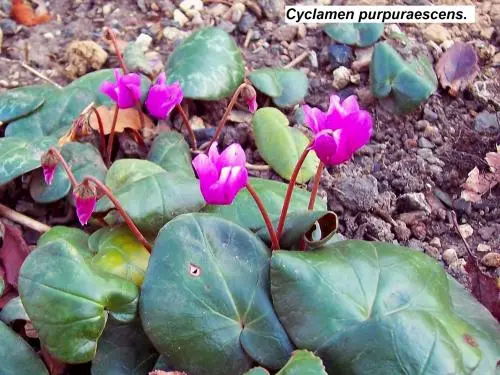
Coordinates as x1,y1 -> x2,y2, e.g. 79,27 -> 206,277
82,176 -> 152,252
276,140 -> 314,238
246,183 -> 280,250
207,83 -> 251,150
104,27 -> 128,74
308,162 -> 324,210
48,147 -> 78,187
175,103 -> 197,150
106,106 -> 120,166
89,106 -> 107,161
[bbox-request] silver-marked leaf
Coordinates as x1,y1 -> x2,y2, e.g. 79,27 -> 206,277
0,85 -> 49,124
271,70 -> 308,108
247,69 -> 282,97
166,27 -> 245,100
147,132 -> 194,178
140,214 -> 294,375
324,24 -> 384,47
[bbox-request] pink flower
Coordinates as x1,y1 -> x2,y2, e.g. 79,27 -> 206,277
145,73 -> 183,119
242,85 -> 258,114
302,95 -> 373,165
192,143 -> 248,205
100,69 -> 142,109
41,151 -> 58,185
246,97 -> 258,113
73,182 -> 97,226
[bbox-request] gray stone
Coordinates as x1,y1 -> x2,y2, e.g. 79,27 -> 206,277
257,0 -> 283,19
327,44 -> 354,69
238,13 -> 256,33
442,248 -> 458,265
218,20 -> 236,34
418,136 -> 435,149
337,175 -> 378,212
274,25 -> 297,42
396,193 -> 432,214
0,19 -> 17,36
474,111 -> 500,134
423,107 -> 438,122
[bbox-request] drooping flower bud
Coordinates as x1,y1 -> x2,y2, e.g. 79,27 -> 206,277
241,85 -> 258,113
40,150 -> 59,185
100,69 -> 142,109
73,181 -> 97,226
145,72 -> 184,119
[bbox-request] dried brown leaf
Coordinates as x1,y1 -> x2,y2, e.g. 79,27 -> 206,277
89,105 -> 154,135
465,260 -> 500,322
0,220 -> 31,289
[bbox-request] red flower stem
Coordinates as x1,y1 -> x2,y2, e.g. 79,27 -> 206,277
246,182 -> 280,251
175,103 -> 197,150
49,147 -> 78,188
104,27 -> 128,74
90,106 -> 107,161
308,161 -> 324,210
82,176 -> 152,252
276,140 -> 314,239
208,83 -> 250,149
106,106 -> 120,166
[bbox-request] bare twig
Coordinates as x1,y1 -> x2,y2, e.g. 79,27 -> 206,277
0,203 -> 51,233
245,162 -> 271,171
20,63 -> 63,89
244,30 -> 253,49
284,51 -> 310,69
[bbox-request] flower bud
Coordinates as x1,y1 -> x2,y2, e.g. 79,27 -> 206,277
241,85 -> 258,113
40,150 -> 59,185
73,181 -> 97,226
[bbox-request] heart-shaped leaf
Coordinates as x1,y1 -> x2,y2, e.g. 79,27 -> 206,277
29,142 -> 107,203
248,69 -> 308,108
0,85 -> 48,124
252,108 -> 319,183
4,70 -> 151,139
371,42 -> 437,113
91,317 -> 158,375
0,136 -> 56,185
19,234 -> 139,363
38,226 -> 93,256
89,225 -> 150,287
166,27 -> 245,100
124,41 -> 159,78
324,24 -> 384,47
244,350 -> 326,375
147,132 -> 195,178
271,240 -> 500,374
140,214 -> 294,375
244,369 -> 270,375
0,296 -> 29,324
203,177 -> 326,230
95,159 -> 205,236
0,321 -> 49,374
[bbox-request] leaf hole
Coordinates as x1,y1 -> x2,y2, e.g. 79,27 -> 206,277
189,263 -> 201,277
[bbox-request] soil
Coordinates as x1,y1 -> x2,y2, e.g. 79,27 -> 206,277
0,0 -> 499,369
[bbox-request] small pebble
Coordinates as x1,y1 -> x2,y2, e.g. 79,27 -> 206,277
477,243 -> 492,253
332,66 -> 351,90
238,13 -> 256,33
173,9 -> 189,27
102,4 -> 112,15
442,248 -> 458,265
309,51 -> 318,68
350,73 -> 360,85
481,253 -> 500,268
425,245 -> 441,261
162,27 -> 188,41
179,0 -> 204,18
429,237 -> 441,248
327,44 -> 353,69
297,24 -> 307,39
458,224 -> 474,239
423,24 -> 451,44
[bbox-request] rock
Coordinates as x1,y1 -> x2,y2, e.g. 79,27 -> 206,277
418,136 -> 435,149
102,3 -> 112,15
352,47 -> 373,72
218,20 -> 236,34
245,0 -> 262,18
327,44 -> 353,69
206,4 -> 229,17
423,24 -> 451,44
257,0 -> 283,19
423,125 -> 443,145
297,24 -> 307,39
0,0 -> 11,13
350,73 -> 360,85
481,253 -> 500,268
309,51 -> 318,68
274,25 -> 297,42
396,193 -> 432,214
408,239 -> 425,252
173,9 -> 189,27
364,215 -> 394,241
332,66 -> 351,90
442,248 -> 458,265
337,175 -> 378,212
441,40 -> 454,50
424,245 -> 441,261
135,33 -> 153,51
162,27 -> 188,41
394,220 -> 411,241
179,0 -> 203,17
458,224 -> 473,239
448,259 -> 466,278
238,13 -> 256,33
411,222 -> 427,240
227,3 -> 246,23
478,226 -> 496,241
493,53 -> 500,67
397,211 -> 427,226
477,243 -> 492,253
474,111 -> 500,134
429,237 -> 441,248
65,40 -> 108,79
356,87 -> 374,107
0,19 -> 17,36
423,106 -> 438,122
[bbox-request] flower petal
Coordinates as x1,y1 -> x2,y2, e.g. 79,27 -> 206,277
340,95 -> 360,114
217,143 -> 246,169
74,194 -> 96,226
42,165 -> 56,185
100,81 -> 118,103
302,105 -> 327,134
156,72 -> 166,86
342,110 -> 373,152
192,154 -> 218,186
208,142 -> 220,166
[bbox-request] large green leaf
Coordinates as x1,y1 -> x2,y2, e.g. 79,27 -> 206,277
91,317 -> 158,375
95,159 -> 205,236
244,350 -> 326,375
0,321 -> 49,374
0,296 -> 29,324
324,23 -> 384,47
38,226 -> 93,257
147,131 -> 194,178
89,225 -> 150,287
252,108 -> 319,183
166,27 -> 245,100
0,85 -> 49,123
29,142 -> 107,203
140,214 -> 294,375
0,136 -> 56,185
19,237 -> 139,363
203,177 -> 325,230
5,70 -> 150,138
270,240 -> 500,375
248,69 -> 308,108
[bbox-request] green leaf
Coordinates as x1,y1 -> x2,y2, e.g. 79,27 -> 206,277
95,159 -> 205,236
324,23 -> 384,47
147,131 -> 194,178
0,136 -> 56,185
124,42 -> 155,77
247,69 -> 282,97
276,350 -> 327,375
0,296 -> 29,324
270,240 -> 500,374
91,317 -> 158,375
38,226 -> 93,257
29,142 -> 107,203
5,70 -> 151,139
19,239 -> 139,363
166,27 -> 245,100
140,214 -> 294,375
0,85 -> 49,123
203,177 -> 326,230
252,108 -> 319,183
0,321 -> 49,374
243,368 -> 270,375
371,42 -> 437,113
89,225 -> 150,287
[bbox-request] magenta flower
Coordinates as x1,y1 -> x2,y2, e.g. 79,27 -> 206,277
246,96 -> 258,113
100,69 -> 142,109
145,72 -> 183,119
302,94 -> 373,165
73,182 -> 97,226
192,142 -> 248,205
242,85 -> 258,114
41,151 -> 59,185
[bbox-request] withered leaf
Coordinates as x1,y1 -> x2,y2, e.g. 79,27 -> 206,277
89,105 -> 154,135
